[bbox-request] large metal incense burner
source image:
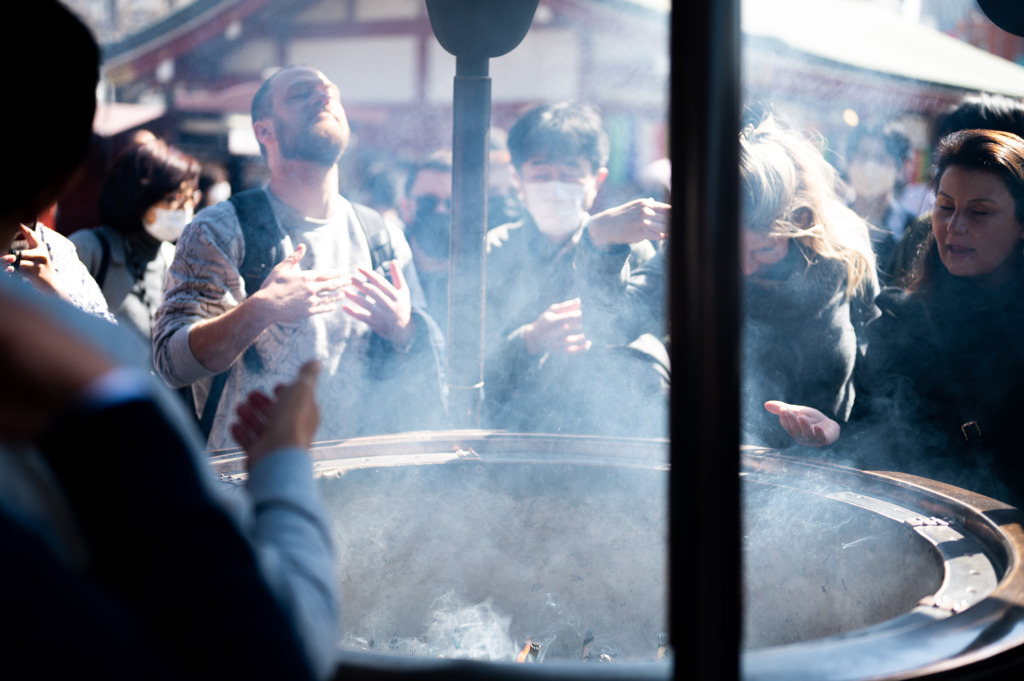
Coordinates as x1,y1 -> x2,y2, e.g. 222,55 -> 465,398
211,435 -> 1024,678
742,447 -> 1024,680
212,432 -> 669,670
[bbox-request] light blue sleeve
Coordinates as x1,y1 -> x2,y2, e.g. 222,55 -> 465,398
238,448 -> 340,679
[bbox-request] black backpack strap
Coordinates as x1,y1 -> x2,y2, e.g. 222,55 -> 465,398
94,229 -> 111,289
351,202 -> 394,277
198,189 -> 281,439
233,189 -> 284,295
198,373 -> 227,442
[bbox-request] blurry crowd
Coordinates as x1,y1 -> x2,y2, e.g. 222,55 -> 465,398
24,71 -> 671,450
2,4 -> 669,677
13,0 -> 1024,677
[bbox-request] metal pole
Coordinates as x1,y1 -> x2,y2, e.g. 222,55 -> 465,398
673,0 -> 742,678
447,55 -> 489,428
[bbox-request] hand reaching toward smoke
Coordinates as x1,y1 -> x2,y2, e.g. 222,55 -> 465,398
252,244 -> 345,324
521,298 -> 591,356
231,360 -> 322,469
764,400 -> 840,447
342,260 -> 414,350
585,198 -> 671,248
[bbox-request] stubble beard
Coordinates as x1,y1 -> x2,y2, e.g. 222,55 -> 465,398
275,115 -> 348,167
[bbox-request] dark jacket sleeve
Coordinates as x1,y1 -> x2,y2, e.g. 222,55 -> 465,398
574,227 -> 667,346
37,397 -> 318,681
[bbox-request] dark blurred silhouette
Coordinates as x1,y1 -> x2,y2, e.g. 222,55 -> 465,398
0,4 -> 337,678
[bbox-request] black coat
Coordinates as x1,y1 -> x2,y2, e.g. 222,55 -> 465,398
742,243 -> 878,448
843,268 -> 1024,503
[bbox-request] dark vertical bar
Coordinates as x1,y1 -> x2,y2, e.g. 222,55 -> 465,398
672,0 -> 741,679
447,56 -> 490,428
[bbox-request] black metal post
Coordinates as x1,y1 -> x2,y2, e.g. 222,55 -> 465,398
447,56 -> 490,428
673,0 -> 742,678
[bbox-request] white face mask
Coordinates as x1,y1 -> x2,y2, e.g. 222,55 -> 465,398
847,160 -> 897,200
523,181 -> 589,241
143,207 -> 193,242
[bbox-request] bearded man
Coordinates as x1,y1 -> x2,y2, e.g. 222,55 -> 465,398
154,66 -> 445,449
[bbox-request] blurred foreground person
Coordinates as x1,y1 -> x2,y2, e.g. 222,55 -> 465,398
0,3 -> 337,678
768,129 -> 1024,504
739,115 -> 879,449
485,102 -> 669,435
154,65 -> 446,447
72,132 -> 201,343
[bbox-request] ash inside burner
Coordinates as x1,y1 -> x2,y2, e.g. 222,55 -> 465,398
742,481 -> 945,648
318,460 -> 668,662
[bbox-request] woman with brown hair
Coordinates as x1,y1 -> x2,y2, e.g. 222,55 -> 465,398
71,131 -> 201,342
769,128 -> 1024,502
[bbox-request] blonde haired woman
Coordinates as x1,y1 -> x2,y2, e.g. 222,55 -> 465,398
738,115 -> 879,447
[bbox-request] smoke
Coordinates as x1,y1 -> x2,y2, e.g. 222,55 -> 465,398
340,593 -> 516,660
320,458 -> 668,662
740,468 -> 945,648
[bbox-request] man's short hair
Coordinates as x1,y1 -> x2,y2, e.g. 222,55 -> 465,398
251,68 -> 287,124
3,1 -> 99,217
404,149 -> 453,197
507,102 -> 609,174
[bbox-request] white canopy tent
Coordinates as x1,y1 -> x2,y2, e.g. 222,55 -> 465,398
743,0 -> 1024,98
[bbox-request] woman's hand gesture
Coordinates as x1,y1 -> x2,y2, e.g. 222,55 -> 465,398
764,400 -> 840,447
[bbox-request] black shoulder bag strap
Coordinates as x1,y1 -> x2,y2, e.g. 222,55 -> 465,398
198,189 -> 281,439
351,202 -> 394,277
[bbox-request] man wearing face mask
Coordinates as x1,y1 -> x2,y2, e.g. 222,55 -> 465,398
483,102 -> 660,434
401,150 -> 453,330
72,133 -> 201,344
844,122 -> 915,285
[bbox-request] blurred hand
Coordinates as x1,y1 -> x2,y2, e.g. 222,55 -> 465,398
1,224 -> 67,301
230,361 -> 322,469
251,244 -> 344,325
342,260 -> 414,349
0,287 -> 115,437
586,198 -> 670,248
764,400 -> 840,447
522,298 -> 591,356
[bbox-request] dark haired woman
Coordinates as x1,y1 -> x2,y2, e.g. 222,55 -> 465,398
72,132 -> 201,342
768,128 -> 1024,502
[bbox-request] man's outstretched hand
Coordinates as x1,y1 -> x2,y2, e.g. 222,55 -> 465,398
231,361 -> 322,469
342,260 -> 414,349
